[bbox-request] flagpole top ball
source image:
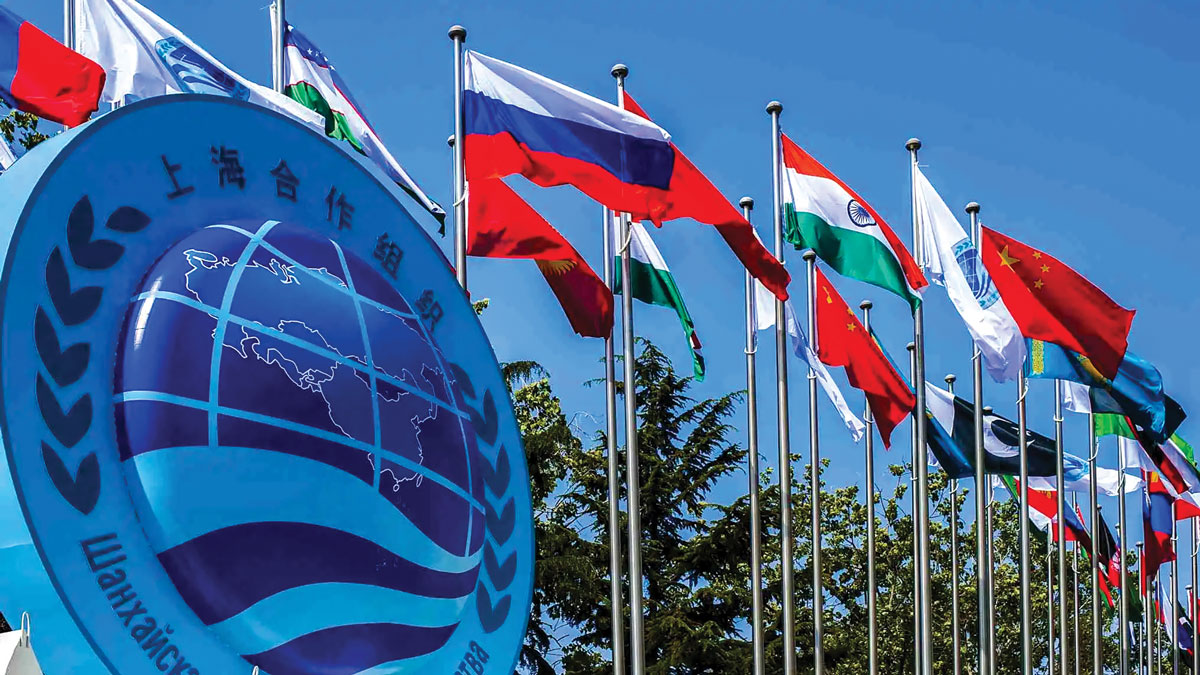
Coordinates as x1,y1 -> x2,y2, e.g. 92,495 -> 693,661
766,100 -> 783,115
739,196 -> 754,209
802,249 -> 816,262
906,342 -> 915,352
983,406 -> 994,414
611,63 -> 628,79
859,299 -> 872,310
448,25 -> 467,41
944,374 -> 957,385
447,134 -> 455,148
965,201 -> 981,215
905,137 -> 922,152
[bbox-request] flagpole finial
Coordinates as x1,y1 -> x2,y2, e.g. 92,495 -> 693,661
611,64 -> 628,79
905,137 -> 922,152
739,196 -> 754,210
448,25 -> 467,41
906,342 -> 915,352
766,101 -> 783,115
945,374 -> 957,385
965,201 -> 981,215
983,406 -> 994,414
447,135 -> 455,148
801,250 -> 816,262
859,299 -> 872,310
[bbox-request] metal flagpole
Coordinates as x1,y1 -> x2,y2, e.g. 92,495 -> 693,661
1019,370 -> 1034,674
1050,528 -> 1057,675
945,374 -> 962,675
64,0 -> 76,50
1172,509 -> 1179,675
908,342 -> 921,675
1120,439 -> 1131,675
803,248 -> 824,675
1089,413 -> 1101,675
766,100 -> 796,675
611,64 -> 645,675
1055,380 -> 1069,675
270,0 -> 286,93
1137,540 -> 1144,675
1072,495 -> 1081,675
905,137 -> 934,675
987,477 -> 997,675
449,26 -> 468,290
741,197 -> 765,675
602,205 -> 627,675
966,200 -> 992,675
1193,520 -> 1198,675
862,300 -> 879,675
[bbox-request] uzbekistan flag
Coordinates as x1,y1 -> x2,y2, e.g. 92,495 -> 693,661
466,178 -> 612,338
284,25 -> 445,224
0,7 -> 104,127
463,51 -> 789,301
782,134 -> 927,310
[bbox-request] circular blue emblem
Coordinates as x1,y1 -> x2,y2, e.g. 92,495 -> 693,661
0,96 -> 531,675
951,237 -> 1000,309
846,199 -> 875,227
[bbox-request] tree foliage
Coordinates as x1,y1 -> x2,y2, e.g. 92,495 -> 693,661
0,102 -> 47,151
507,339 -> 1159,674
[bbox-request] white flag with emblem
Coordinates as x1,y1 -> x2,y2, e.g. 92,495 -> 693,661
914,165 -> 1025,381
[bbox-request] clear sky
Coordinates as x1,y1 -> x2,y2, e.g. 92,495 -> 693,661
5,0 -> 1200,667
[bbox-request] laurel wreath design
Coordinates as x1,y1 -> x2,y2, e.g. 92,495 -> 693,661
449,362 -> 517,634
35,196 -> 150,515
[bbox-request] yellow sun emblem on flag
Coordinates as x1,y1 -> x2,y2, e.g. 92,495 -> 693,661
536,259 -> 577,276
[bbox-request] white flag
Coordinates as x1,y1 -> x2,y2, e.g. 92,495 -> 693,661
77,0 -> 323,131
754,279 -> 865,442
914,165 -> 1025,381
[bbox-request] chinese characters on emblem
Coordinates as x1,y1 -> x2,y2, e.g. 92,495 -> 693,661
373,233 -> 404,279
270,160 -> 299,202
210,145 -> 246,189
160,155 -> 194,199
415,290 -> 443,331
325,187 -> 354,230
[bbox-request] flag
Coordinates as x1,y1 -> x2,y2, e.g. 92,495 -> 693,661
77,0 -> 323,131
813,268 -> 914,447
781,134 -> 926,309
619,93 -> 789,302
923,382 -> 1134,494
1096,509 -> 1123,591
1143,470 -> 1176,580
914,165 -> 1024,380
1002,476 -> 1092,549
613,219 -> 704,379
467,178 -> 612,338
1030,338 -> 1185,444
0,7 -> 104,127
282,25 -> 444,225
461,52 -> 789,300
752,279 -> 866,442
978,226 -> 1134,379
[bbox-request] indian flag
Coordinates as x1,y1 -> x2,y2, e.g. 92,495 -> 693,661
613,219 -> 704,380
781,133 -> 926,309
283,24 -> 445,224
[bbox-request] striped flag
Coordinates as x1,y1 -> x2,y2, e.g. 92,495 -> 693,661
781,134 -> 927,309
613,220 -> 704,380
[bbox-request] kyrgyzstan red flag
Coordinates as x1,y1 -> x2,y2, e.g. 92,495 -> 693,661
621,93 -> 790,301
979,226 -> 1134,379
814,267 -> 914,447
467,178 -> 613,338
0,7 -> 104,127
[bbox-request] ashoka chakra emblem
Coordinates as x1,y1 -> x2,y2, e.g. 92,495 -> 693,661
847,199 -> 875,227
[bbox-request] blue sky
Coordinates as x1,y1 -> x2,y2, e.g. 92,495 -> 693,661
5,0 -> 1200,667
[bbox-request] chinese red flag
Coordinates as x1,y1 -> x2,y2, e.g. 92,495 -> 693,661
814,268 -> 914,447
979,226 -> 1134,379
467,179 -> 613,338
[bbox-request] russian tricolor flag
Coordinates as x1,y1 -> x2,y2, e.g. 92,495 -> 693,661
465,50 -> 674,203
0,7 -> 105,127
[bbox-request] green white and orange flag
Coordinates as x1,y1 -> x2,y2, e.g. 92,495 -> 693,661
781,134 -> 927,309
613,219 -> 704,380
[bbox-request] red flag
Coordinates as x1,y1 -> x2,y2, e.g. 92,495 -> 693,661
619,93 -> 790,301
813,267 -> 914,447
0,8 -> 104,127
979,226 -> 1134,379
467,178 -> 613,338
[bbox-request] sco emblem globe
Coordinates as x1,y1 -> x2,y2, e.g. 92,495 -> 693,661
0,96 -> 531,675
